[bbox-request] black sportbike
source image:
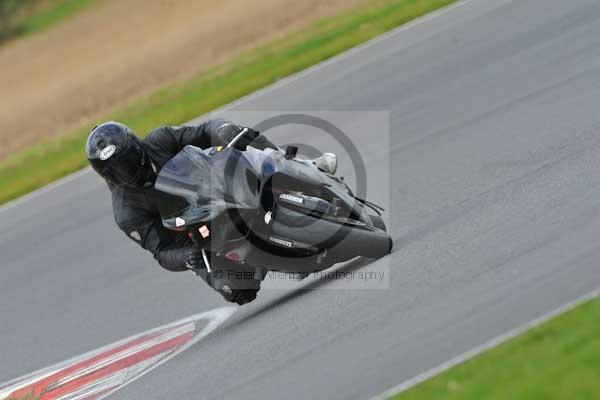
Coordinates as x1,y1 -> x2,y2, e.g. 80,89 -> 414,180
154,129 -> 392,300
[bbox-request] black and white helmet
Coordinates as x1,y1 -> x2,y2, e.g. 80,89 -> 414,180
86,121 -> 152,187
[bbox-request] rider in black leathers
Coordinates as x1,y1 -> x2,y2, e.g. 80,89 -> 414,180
86,120 -> 277,304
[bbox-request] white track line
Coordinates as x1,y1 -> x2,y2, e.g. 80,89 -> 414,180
368,288 -> 600,400
0,0 -> 474,215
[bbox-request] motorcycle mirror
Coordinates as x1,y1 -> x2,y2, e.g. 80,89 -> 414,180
285,145 -> 298,159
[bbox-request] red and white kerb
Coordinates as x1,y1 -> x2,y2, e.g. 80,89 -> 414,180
0,307 -> 235,400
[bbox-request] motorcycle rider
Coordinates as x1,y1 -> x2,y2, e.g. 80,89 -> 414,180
86,120 -> 277,305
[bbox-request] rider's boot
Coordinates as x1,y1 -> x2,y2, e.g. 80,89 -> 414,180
209,263 -> 264,305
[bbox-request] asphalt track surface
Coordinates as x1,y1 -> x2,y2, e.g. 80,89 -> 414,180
2,0 -> 600,398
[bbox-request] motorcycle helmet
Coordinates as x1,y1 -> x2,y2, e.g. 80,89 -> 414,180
86,121 -> 153,187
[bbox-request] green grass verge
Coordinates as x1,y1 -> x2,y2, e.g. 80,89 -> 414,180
0,0 -> 456,205
390,295 -> 600,400
17,0 -> 96,35
0,0 -> 96,41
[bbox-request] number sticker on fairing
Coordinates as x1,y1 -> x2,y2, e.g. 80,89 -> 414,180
280,193 -> 304,204
269,236 -> 293,248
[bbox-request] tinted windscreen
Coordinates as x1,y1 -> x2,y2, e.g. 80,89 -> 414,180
154,146 -> 264,226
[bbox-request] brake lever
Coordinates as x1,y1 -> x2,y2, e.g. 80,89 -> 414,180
226,127 -> 249,149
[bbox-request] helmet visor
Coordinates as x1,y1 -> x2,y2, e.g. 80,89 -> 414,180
93,141 -> 146,187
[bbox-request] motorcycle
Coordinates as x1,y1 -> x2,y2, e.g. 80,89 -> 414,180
153,128 -> 392,296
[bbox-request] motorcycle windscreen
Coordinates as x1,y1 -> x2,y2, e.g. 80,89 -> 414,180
154,145 -> 262,229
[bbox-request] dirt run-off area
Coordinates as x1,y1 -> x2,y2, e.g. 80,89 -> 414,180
0,0 -> 368,161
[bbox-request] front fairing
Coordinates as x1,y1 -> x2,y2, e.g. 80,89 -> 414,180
154,144 -> 371,252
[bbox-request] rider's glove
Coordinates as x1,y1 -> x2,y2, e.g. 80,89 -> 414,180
185,248 -> 207,271
217,124 -> 260,151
